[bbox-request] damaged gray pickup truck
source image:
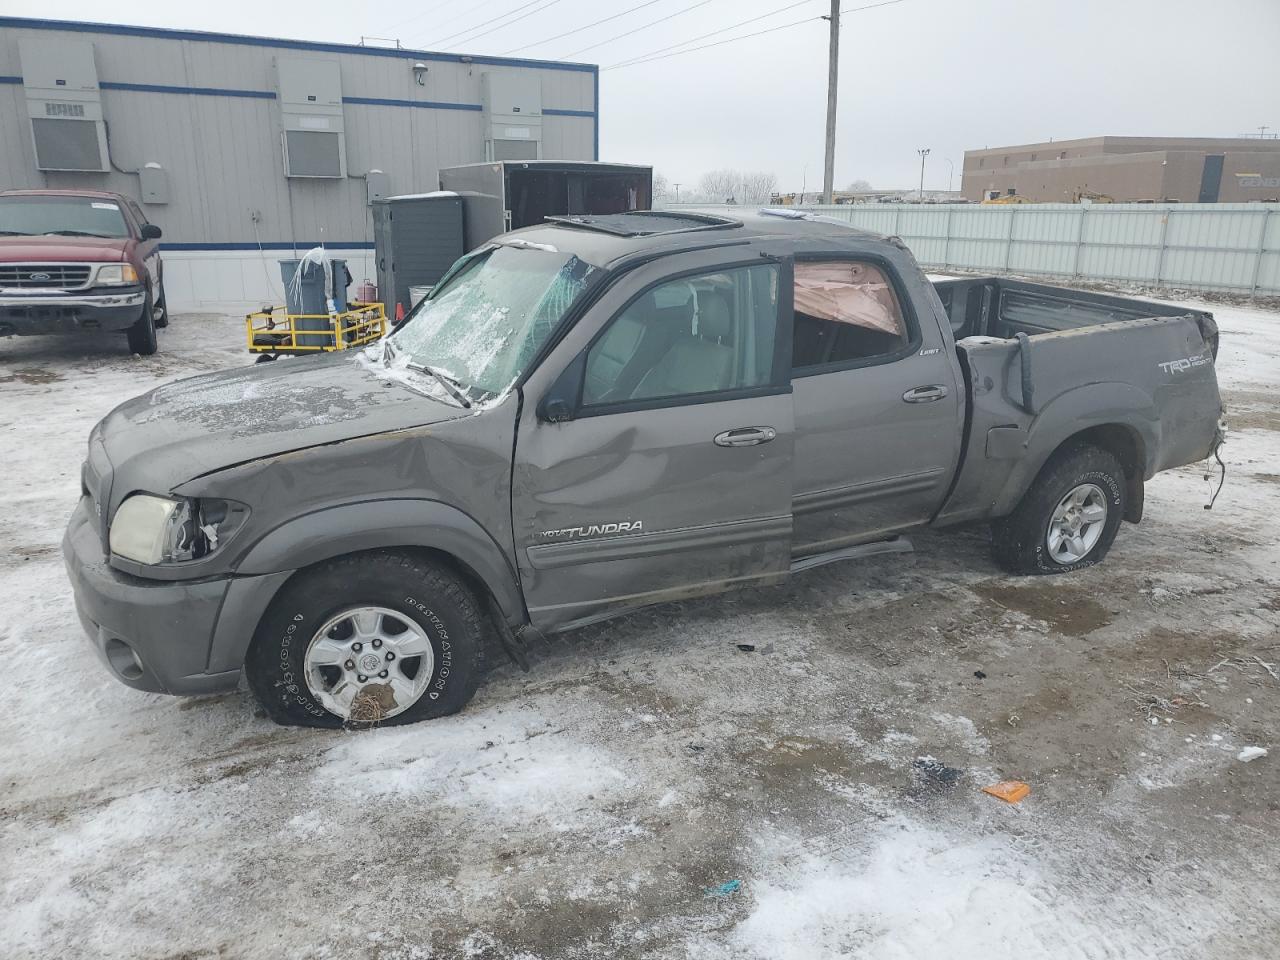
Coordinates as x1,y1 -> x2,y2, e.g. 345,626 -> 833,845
63,210 -> 1224,727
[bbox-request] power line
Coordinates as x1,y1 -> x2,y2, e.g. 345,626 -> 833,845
379,0 -> 463,38
501,0 -> 668,55
561,0 -> 716,59
440,0 -> 566,50
605,0 -> 819,70
607,0 -> 906,70
426,0 -> 548,48
607,13 -> 819,69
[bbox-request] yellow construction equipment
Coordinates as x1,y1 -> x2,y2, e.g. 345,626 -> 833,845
981,193 -> 1036,204
245,301 -> 387,362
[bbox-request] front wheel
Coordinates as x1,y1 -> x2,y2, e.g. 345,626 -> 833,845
125,290 -> 158,355
246,551 -> 484,728
990,443 -> 1126,575
154,281 -> 169,328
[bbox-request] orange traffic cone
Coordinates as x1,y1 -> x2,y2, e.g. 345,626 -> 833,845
395,302 -> 405,322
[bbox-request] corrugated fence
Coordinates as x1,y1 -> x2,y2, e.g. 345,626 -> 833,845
669,203 -> 1280,296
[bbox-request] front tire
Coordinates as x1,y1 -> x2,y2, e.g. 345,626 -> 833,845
990,443 -> 1126,575
126,290 -> 158,355
246,551 -> 484,728
154,281 -> 169,328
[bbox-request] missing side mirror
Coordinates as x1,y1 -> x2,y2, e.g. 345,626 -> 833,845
537,352 -> 585,423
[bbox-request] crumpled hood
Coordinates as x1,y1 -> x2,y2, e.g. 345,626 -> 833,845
96,351 -> 468,506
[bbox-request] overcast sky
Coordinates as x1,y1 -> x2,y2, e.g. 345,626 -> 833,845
8,0 -> 1279,191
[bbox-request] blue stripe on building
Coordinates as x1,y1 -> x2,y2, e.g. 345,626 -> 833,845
0,16 -> 598,74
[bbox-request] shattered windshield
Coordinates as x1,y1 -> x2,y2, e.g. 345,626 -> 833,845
387,245 -> 600,397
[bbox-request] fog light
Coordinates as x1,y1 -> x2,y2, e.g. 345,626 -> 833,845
104,637 -> 144,680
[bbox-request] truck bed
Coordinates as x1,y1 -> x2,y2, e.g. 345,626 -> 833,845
931,277 -> 1222,527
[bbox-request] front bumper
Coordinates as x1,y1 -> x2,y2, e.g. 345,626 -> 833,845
62,496 -> 241,695
0,287 -> 144,335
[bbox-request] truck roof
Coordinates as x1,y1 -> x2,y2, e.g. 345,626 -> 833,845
507,208 -> 888,267
0,188 -> 127,200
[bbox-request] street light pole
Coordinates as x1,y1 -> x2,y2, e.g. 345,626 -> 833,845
917,148 -> 930,202
945,158 -> 954,193
822,0 -> 840,205
673,183 -> 681,203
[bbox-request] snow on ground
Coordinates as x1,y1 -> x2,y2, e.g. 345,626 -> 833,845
1,295 -> 1278,959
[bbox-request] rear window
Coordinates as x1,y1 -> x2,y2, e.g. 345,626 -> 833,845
0,195 -> 130,239
792,260 -> 911,369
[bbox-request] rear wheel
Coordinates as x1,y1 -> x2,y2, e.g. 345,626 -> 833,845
990,443 -> 1126,575
125,290 -> 158,355
246,551 -> 484,728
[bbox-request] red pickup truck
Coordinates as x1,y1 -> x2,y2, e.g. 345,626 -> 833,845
0,189 -> 166,355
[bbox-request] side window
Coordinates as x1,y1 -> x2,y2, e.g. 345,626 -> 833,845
582,263 -> 778,407
792,260 -> 911,370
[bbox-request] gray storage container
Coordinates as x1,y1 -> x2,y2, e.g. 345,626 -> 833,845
372,193 -> 465,320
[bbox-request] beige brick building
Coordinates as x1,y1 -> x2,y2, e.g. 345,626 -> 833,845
961,136 -> 1280,203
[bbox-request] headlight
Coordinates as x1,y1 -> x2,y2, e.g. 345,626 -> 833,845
109,494 -> 248,565
96,263 -> 139,285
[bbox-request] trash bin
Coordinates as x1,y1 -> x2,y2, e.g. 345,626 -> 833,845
279,257 -> 348,348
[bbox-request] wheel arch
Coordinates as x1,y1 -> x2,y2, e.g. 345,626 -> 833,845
991,404 -> 1156,523
206,500 -> 526,673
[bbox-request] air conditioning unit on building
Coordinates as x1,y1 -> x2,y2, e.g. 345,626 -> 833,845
277,58 -> 346,179
482,72 -> 542,162
19,38 -> 110,173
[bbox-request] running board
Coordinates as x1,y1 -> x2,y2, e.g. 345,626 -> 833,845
789,536 -> 913,575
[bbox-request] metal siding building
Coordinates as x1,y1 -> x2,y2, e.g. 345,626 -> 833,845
0,18 -> 599,310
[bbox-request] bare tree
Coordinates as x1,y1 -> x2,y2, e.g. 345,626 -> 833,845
652,172 -> 671,202
739,171 -> 779,204
698,169 -> 743,204
845,178 -> 873,192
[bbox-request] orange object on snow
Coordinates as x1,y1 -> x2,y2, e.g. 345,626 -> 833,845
982,780 -> 1031,803
395,302 -> 405,322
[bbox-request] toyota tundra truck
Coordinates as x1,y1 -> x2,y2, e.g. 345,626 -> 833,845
63,209 -> 1223,728
0,189 -> 166,354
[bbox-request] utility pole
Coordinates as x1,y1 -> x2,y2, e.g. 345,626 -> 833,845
917,147 -> 930,202
822,0 -> 840,205
673,183 -> 681,203
945,157 -> 954,193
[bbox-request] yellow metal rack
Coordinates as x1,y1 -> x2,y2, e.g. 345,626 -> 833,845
245,302 -> 387,359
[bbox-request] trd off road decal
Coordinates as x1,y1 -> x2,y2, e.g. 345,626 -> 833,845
538,520 -> 643,540
1159,351 -> 1212,375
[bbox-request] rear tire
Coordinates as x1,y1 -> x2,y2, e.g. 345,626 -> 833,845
990,443 -> 1126,576
126,290 -> 158,355
245,550 -> 484,728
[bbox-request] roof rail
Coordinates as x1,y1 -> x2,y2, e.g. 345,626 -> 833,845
543,210 -> 741,238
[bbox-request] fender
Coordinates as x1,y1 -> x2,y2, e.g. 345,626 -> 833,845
205,499 -> 526,674
235,497 -> 526,621
988,382 -> 1159,518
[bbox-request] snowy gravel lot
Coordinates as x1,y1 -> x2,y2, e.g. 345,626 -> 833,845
1,295 -> 1278,959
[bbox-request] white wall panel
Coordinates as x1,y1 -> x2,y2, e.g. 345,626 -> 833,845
669,203 -> 1279,296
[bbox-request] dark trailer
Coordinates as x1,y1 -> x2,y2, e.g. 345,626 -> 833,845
439,160 -> 653,251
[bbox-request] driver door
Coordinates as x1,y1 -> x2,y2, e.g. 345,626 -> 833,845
512,249 -> 795,632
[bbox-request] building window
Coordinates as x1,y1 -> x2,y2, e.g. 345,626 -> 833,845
1003,156 -> 1010,166
1030,153 -> 1037,161
978,158 -> 984,168
1059,151 -> 1066,160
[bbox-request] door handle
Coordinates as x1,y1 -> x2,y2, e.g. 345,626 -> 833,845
714,426 -> 777,447
902,384 -> 949,403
